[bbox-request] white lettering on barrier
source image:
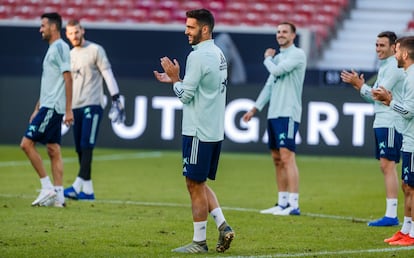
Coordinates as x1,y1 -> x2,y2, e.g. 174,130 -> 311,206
343,103 -> 374,146
152,96 -> 183,140
112,96 -> 147,139
307,101 -> 340,145
225,98 -> 260,143
63,96 -> 373,148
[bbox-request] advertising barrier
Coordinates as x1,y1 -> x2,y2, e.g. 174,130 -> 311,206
0,77 -> 374,156
0,25 -> 376,156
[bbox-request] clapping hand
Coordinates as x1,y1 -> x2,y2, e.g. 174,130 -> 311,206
372,86 -> 392,106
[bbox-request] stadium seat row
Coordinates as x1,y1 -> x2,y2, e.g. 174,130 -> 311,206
0,0 -> 352,48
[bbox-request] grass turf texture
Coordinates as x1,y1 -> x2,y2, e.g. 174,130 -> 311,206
0,144 -> 413,257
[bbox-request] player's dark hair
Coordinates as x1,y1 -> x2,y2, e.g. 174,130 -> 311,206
398,36 -> 414,61
186,9 -> 214,32
378,31 -> 397,45
279,21 -> 296,33
41,12 -> 62,30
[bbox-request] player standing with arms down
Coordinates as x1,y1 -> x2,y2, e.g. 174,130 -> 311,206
374,36 -> 414,245
341,31 -> 404,227
64,19 -> 125,201
154,9 -> 235,254
20,12 -> 73,207
243,22 -> 306,216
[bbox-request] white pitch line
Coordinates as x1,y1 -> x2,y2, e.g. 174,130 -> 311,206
0,151 -> 163,167
0,194 -> 410,257
0,194 -> 411,257
227,246 -> 414,258
0,193 -> 370,224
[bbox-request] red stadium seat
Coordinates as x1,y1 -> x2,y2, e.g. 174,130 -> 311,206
308,24 -> 330,47
125,8 -> 149,23
408,20 -> 414,30
178,1 -> 204,11
81,7 -> 104,22
61,7 -> 83,21
227,1 -> 248,13
312,13 -> 336,28
217,11 -> 240,26
263,12 -> 288,27
324,0 -> 349,8
205,1 -> 225,12
12,5 -> 38,20
0,0 -> 353,51
294,3 -> 318,14
104,8 -> 128,23
0,5 -> 13,19
240,12 -> 262,27
158,0 -> 176,11
249,2 -> 271,13
272,2 -> 295,13
289,12 -> 311,27
134,0 -> 158,10
113,0 -> 134,9
317,4 -> 342,19
148,9 -> 172,24
171,9 -> 187,23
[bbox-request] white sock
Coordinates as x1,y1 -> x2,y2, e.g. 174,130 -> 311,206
40,176 -> 53,189
410,220 -> 414,238
82,180 -> 94,194
72,177 -> 83,193
385,198 -> 398,218
278,192 -> 289,207
210,207 -> 225,228
54,186 -> 64,204
288,193 -> 299,209
193,221 -> 207,242
401,216 -> 412,234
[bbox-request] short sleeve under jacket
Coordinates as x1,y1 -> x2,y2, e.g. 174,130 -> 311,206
39,38 -> 71,114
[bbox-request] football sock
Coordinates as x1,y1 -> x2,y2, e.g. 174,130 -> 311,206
82,180 -> 94,194
193,221 -> 207,242
385,198 -> 398,218
54,186 -> 64,204
410,219 -> 414,238
72,177 -> 83,193
40,176 -> 53,189
210,207 -> 225,228
278,192 -> 289,207
288,193 -> 299,209
78,148 -> 92,180
402,216 -> 412,234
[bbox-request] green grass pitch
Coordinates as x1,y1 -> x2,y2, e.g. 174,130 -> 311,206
1,144 -> 413,257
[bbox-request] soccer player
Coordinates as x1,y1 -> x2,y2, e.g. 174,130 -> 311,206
242,22 -> 306,216
374,36 -> 414,245
153,9 -> 234,254
63,19 -> 125,200
341,31 -> 404,227
20,12 -> 73,208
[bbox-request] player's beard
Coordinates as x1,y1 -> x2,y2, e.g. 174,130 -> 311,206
190,30 -> 202,45
397,57 -> 404,68
277,37 -> 290,48
41,31 -> 50,42
72,37 -> 83,47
